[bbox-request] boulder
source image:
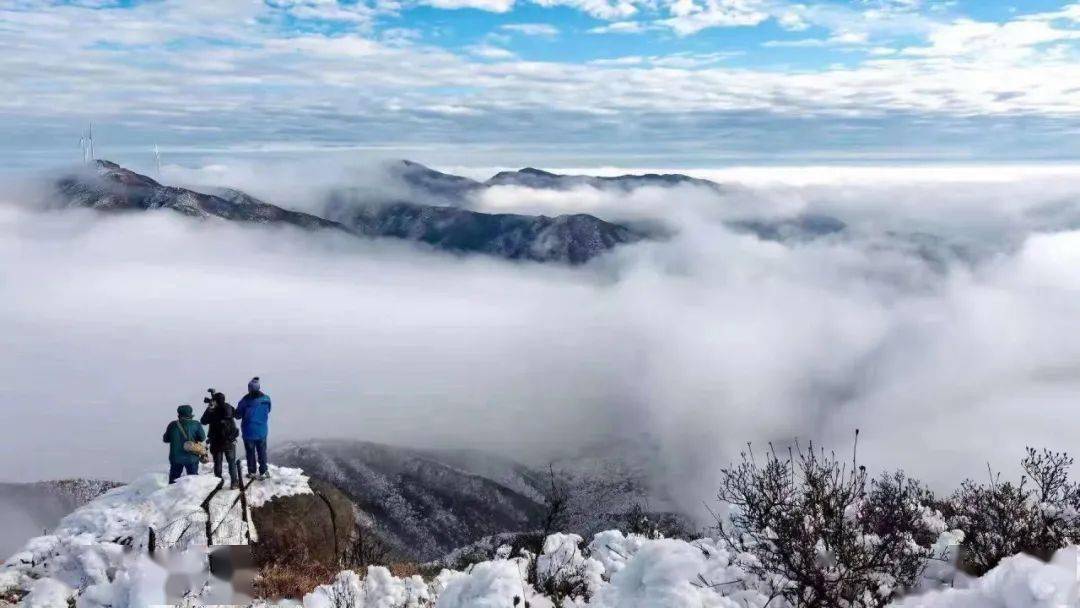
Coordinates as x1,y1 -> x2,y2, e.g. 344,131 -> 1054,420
249,478 -> 356,567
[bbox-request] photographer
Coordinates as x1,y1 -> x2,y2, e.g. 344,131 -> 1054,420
200,390 -> 240,489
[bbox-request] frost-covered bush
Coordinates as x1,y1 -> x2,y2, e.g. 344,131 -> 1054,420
532,533 -> 604,606
303,567 -> 432,608
715,439 -> 948,608
615,503 -> 696,541
944,447 -> 1080,576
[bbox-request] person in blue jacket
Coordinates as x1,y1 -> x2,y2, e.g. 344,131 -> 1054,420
163,404 -> 206,484
236,376 -> 272,479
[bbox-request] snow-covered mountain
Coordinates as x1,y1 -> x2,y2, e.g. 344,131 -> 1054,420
485,167 -> 725,193
273,440 -> 546,562
56,161 -> 345,230
323,196 -> 642,264
272,439 -> 687,562
51,160 -> 643,265
366,161 -> 725,204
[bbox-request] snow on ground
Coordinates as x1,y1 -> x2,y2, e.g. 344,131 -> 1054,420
893,546 -> 1080,608
4,463 -> 1076,608
305,532 -> 1080,608
0,465 -> 310,607
306,531 -> 769,608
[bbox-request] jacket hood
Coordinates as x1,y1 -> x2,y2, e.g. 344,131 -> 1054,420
177,404 -> 194,418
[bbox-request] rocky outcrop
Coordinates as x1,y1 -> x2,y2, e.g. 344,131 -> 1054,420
249,478 -> 356,568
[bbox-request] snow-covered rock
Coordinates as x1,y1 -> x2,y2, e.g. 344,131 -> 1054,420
435,560 -> 551,608
0,465 -> 311,607
893,546 -> 1080,607
588,536 -> 764,608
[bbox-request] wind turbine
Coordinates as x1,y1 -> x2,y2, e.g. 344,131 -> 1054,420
78,120 -> 95,165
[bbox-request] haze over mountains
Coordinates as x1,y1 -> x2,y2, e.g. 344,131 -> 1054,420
48,159 -> 876,266
6,158 -> 1080,523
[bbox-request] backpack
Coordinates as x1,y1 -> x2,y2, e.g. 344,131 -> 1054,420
220,406 -> 240,442
176,420 -> 209,463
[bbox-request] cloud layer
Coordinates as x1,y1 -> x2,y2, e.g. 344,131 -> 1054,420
2,161 -> 1079,522
2,1 -> 1080,163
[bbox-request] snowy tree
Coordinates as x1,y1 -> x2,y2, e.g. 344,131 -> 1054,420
714,435 -> 947,608
945,447 -> 1080,576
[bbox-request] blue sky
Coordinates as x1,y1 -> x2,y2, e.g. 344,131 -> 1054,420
2,0 -> 1080,167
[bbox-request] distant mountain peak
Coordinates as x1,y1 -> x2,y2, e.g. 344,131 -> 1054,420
517,167 -> 557,176
485,166 -> 723,192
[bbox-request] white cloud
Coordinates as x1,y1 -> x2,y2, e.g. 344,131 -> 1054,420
660,0 -> 772,35
532,0 -> 640,20
5,161 -> 1080,521
422,0 -> 516,11
271,0 -> 379,24
501,22 -> 560,36
903,16 -> 1080,62
776,9 -> 810,31
588,20 -> 652,34
0,0 -> 1079,159
467,44 -> 518,60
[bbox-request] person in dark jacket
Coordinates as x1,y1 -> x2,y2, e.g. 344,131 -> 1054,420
201,392 -> 240,489
163,405 -> 206,484
235,377 -> 272,479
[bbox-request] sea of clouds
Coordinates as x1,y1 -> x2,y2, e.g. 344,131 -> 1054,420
1,159 -> 1078,522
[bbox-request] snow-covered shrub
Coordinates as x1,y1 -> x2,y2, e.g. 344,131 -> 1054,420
615,503 -> 696,541
303,566 -> 433,608
533,533 -> 604,606
944,447 -> 1080,576
343,524 -> 397,571
715,439 -> 949,607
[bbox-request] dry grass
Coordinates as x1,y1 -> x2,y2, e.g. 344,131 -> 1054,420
254,561 -> 341,601
387,562 -> 422,578
254,559 -> 436,600
387,561 -> 442,580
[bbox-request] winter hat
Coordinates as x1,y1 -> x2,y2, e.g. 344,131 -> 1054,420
248,377 -> 261,393
177,404 -> 194,419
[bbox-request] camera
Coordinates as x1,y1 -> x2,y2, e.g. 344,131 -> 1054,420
203,388 -> 217,405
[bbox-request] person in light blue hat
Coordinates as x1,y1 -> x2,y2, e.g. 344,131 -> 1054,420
235,376 -> 272,479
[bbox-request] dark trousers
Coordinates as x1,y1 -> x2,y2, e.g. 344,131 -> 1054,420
212,443 -> 238,486
243,438 -> 268,475
168,461 -> 198,484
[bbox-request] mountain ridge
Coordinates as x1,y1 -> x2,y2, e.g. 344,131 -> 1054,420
51,160 -> 644,265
